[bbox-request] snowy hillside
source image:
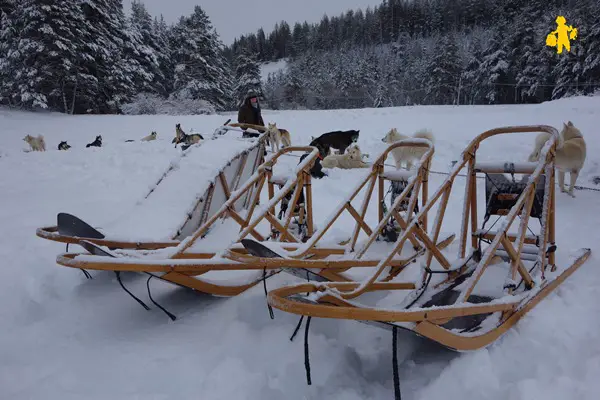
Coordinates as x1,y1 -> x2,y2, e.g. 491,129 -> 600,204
1,97 -> 599,399
260,59 -> 288,82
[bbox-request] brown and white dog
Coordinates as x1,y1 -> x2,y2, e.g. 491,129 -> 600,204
266,122 -> 291,153
23,134 -> 46,152
528,121 -> 586,197
172,123 -> 203,148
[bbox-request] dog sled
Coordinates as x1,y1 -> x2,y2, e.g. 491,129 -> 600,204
40,136 -> 457,316
37,132 -> 268,251
260,125 -> 591,358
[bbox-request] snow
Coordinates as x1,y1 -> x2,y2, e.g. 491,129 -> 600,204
1,96 -> 600,399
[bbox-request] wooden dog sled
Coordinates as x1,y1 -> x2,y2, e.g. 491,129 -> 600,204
262,125 -> 591,354
45,139 -> 456,311
36,130 -> 268,251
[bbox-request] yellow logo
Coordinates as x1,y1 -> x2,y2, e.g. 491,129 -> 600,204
546,16 -> 578,54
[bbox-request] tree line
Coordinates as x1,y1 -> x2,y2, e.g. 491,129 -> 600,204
0,0 -> 262,114
232,0 -> 600,109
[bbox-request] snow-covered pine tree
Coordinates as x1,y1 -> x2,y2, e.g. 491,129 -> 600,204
581,1 -> 600,92
153,15 -> 174,94
79,0 -> 136,113
232,51 -> 263,106
0,0 -> 90,112
128,0 -> 168,96
514,0 -> 550,103
551,10 -> 587,99
170,6 -> 233,110
476,28 -> 511,104
423,34 -> 462,105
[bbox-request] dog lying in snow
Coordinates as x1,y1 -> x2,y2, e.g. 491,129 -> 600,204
172,123 -> 203,148
381,128 -> 435,170
142,131 -> 157,142
23,135 -> 46,152
321,145 -> 369,169
528,121 -> 587,197
86,135 -> 103,148
58,141 -> 71,150
265,122 -> 292,153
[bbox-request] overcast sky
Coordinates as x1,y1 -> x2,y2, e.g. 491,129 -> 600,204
124,0 -> 383,45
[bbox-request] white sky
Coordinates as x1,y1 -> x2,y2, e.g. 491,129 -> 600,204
123,0 -> 383,45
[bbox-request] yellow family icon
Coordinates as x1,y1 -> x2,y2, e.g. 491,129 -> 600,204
546,16 -> 578,54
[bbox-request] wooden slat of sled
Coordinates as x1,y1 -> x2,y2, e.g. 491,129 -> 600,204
56,252 -> 431,273
159,271 -> 267,297
35,227 -> 179,250
267,283 -> 519,323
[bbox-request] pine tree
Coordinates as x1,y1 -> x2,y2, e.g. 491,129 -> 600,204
233,51 -> 263,106
582,3 -> 600,91
79,0 -> 136,113
128,1 -> 168,96
423,34 -> 462,104
170,6 -> 233,110
476,29 -> 511,104
0,0 -> 90,112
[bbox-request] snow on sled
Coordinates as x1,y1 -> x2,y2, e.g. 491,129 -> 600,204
52,139 -> 458,309
36,130 -> 268,250
265,125 -> 591,355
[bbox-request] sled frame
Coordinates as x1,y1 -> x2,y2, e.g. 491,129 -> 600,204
266,125 -> 592,351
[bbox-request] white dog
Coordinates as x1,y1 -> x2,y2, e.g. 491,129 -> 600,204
266,122 -> 291,153
528,121 -> 586,197
141,131 -> 157,142
23,134 -> 46,152
321,145 -> 369,169
381,128 -> 435,170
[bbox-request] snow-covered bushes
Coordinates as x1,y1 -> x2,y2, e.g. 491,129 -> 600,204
120,93 -> 215,115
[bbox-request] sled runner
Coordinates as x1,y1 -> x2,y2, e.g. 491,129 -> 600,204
48,139 -> 450,305
264,125 -> 591,353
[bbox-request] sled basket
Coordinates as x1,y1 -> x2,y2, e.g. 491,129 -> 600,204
485,173 -> 546,218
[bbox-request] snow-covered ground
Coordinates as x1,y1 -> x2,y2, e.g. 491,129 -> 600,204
1,97 -> 599,399
260,59 -> 288,81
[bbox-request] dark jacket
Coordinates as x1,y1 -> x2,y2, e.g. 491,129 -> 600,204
237,96 -> 264,127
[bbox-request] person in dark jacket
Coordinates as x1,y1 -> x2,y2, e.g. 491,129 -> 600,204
237,91 -> 265,138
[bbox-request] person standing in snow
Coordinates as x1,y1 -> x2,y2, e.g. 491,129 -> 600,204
237,91 -> 265,138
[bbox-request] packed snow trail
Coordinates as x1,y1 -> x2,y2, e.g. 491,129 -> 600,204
0,96 -> 599,399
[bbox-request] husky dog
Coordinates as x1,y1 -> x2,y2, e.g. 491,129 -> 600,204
86,135 -> 102,148
23,135 -> 46,152
309,130 -> 360,157
528,121 -> 586,197
172,123 -> 203,148
58,141 -> 71,151
141,131 -> 157,142
266,122 -> 292,153
381,128 -> 435,170
321,145 -> 369,169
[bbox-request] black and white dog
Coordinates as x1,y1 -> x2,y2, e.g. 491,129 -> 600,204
58,141 -> 71,151
86,135 -> 102,148
309,130 -> 360,157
